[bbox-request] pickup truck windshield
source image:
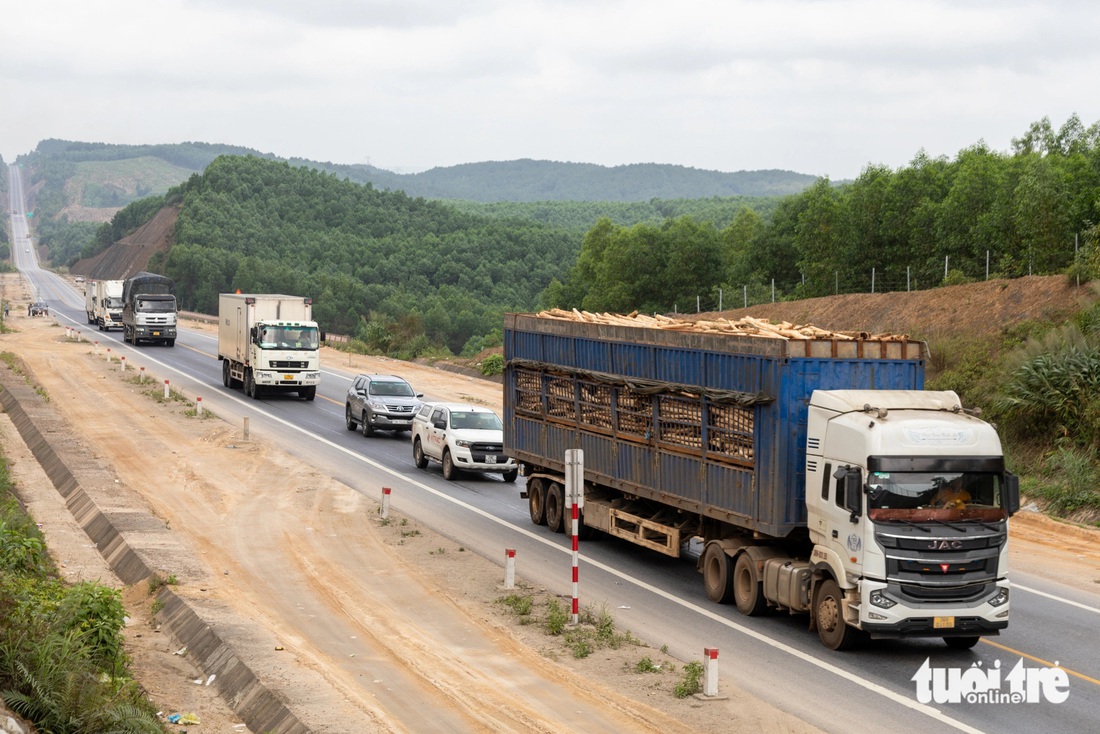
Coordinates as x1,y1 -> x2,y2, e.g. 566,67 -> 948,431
867,470 -> 1006,523
258,325 -> 320,350
450,412 -> 502,430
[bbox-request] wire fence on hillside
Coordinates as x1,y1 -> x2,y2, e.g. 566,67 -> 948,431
671,245 -> 1090,315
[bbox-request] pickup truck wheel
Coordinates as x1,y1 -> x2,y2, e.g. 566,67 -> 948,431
502,468 -> 518,483
527,479 -> 547,525
815,579 -> 859,651
413,438 -> 429,469
943,636 -> 980,650
442,449 -> 457,480
545,482 -> 565,533
702,543 -> 734,604
361,413 -> 375,437
733,552 -> 768,615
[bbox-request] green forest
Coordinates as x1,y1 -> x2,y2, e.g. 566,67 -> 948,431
548,115 -> 1100,314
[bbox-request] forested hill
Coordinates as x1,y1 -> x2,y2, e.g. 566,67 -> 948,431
290,159 -> 816,202
102,155 -> 579,355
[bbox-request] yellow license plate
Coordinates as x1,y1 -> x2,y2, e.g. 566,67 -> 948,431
283,374 -> 294,380
151,331 -> 161,336
933,616 -> 955,629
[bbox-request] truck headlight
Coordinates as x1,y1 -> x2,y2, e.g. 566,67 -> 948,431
989,587 -> 1009,607
869,590 -> 896,609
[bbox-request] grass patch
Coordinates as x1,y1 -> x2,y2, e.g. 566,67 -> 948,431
673,660 -> 704,698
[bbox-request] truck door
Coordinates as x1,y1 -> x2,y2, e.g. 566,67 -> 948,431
819,463 -> 865,565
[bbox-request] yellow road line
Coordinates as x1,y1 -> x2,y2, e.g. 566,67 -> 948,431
981,638 -> 1100,686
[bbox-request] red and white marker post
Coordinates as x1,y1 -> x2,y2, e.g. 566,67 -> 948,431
565,448 -> 584,625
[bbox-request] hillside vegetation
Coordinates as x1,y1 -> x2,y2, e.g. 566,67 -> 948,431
547,115 -> 1100,314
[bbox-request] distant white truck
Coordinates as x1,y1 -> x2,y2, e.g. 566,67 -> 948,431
218,293 -> 321,401
86,279 -> 124,330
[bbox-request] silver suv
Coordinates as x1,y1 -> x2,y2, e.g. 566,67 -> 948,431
345,374 -> 423,437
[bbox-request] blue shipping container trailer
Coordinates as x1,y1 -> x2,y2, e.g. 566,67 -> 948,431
503,311 -> 1018,650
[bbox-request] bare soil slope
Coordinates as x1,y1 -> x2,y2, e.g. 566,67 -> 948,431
693,275 -> 1093,339
71,204 -> 178,280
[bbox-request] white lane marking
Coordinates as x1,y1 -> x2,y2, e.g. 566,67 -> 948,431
54,311 -> 985,733
1014,584 -> 1100,614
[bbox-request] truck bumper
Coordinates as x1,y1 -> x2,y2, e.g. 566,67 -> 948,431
133,325 -> 177,339
858,578 -> 1010,639
253,370 -> 320,388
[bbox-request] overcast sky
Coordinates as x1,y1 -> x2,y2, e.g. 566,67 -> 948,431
2,0 -> 1097,180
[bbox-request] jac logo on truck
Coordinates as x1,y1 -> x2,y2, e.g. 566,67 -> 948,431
928,539 -> 963,550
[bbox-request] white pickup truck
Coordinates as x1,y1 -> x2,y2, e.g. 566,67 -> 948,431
411,403 -> 518,482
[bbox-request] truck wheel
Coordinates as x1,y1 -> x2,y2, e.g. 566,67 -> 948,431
299,387 -> 316,401
702,543 -> 734,604
222,360 -> 231,388
246,370 -> 261,399
413,438 -> 429,469
166,339 -> 175,347
345,404 -> 357,430
527,479 -> 547,525
361,413 -> 375,437
502,468 -> 518,483
814,579 -> 859,651
545,482 -> 565,533
442,449 -> 457,480
98,319 -> 104,331
733,552 -> 768,616
943,636 -> 980,650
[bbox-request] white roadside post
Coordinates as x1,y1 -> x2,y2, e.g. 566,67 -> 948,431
163,379 -> 170,400
565,448 -> 584,626
120,356 -> 126,372
380,486 -> 391,520
105,347 -> 111,363
694,648 -> 727,700
94,341 -> 99,356
504,548 -> 516,589
196,396 -> 203,416
139,366 -> 145,383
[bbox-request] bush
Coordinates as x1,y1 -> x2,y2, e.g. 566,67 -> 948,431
479,353 -> 504,376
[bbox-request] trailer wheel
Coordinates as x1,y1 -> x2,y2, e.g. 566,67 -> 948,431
943,636 -> 980,650
527,479 -> 547,525
814,579 -> 859,651
545,482 -> 565,533
733,552 -> 768,615
702,543 -> 734,604
413,438 -> 429,469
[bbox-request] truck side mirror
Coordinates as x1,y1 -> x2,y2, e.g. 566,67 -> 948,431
843,468 -> 862,521
1005,473 -> 1020,516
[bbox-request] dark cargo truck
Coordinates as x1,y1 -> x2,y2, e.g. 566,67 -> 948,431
503,311 -> 1019,650
122,272 -> 178,346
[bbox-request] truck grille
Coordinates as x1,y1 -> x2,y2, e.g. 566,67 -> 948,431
471,442 -> 504,453
385,404 -> 415,413
875,525 -> 1005,603
270,360 -> 309,369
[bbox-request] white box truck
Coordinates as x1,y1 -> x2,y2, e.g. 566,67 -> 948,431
218,294 -> 321,401
91,280 -> 124,331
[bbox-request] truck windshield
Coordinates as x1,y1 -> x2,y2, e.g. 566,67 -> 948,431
258,325 -> 319,350
867,471 -> 1006,523
136,298 -> 176,313
105,297 -> 124,309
